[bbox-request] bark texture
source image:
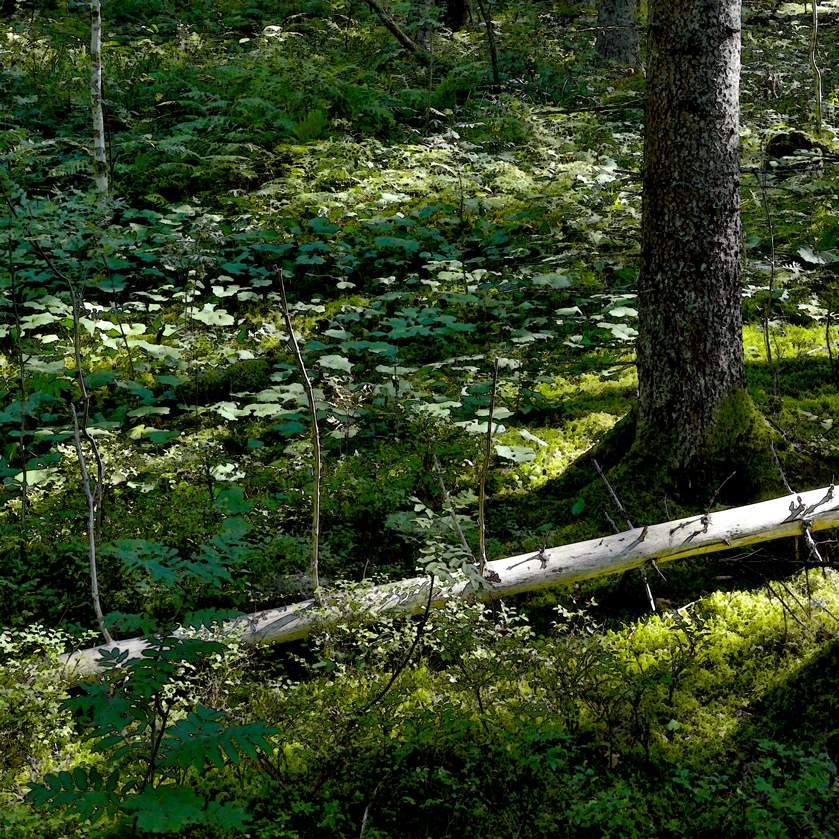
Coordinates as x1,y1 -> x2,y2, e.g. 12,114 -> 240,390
409,0 -> 435,51
637,0 -> 744,475
596,0 -> 641,67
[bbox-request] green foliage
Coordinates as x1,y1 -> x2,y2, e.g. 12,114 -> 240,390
3,1 -> 839,835
27,626 -> 276,835
0,626 -> 92,791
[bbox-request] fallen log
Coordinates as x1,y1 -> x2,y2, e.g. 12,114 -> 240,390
61,484 -> 839,677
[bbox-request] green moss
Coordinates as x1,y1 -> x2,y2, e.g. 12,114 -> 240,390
700,386 -> 781,502
606,388 -> 781,506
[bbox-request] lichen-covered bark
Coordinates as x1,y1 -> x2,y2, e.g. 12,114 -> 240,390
596,0 -> 641,68
637,0 -> 744,475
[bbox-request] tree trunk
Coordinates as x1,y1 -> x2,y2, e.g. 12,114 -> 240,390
636,0 -> 745,483
442,0 -> 470,30
596,0 -> 641,68
362,0 -> 431,65
90,0 -> 109,198
409,0 -> 434,51
60,484 -> 839,677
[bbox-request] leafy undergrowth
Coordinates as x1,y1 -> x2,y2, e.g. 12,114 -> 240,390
3,575 -> 839,838
2,0 -> 839,835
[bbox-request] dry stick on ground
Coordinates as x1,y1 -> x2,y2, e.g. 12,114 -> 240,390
770,440 -> 794,495
278,269 -> 323,604
62,484 -> 839,677
768,437 -> 831,601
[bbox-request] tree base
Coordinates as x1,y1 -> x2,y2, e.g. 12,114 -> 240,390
613,388 -> 782,509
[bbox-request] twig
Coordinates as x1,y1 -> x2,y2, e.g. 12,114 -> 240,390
757,153 -> 780,406
473,0 -> 500,88
278,270 -> 322,604
769,440 -> 793,495
477,355 -> 500,575
66,269 -> 105,542
433,454 -> 475,561
593,459 -> 632,529
18,207 -> 112,627
593,458 -> 662,605
361,0 -> 431,65
810,0 -> 823,139
358,781 -> 383,839
706,471 -> 736,515
638,564 -> 656,613
765,578 -> 826,639
70,403 -> 112,645
4,192 -> 28,534
359,575 -> 435,716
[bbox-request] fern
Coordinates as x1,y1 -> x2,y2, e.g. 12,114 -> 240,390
27,630 -> 277,834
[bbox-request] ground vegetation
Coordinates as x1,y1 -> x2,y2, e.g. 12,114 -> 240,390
2,0 -> 839,836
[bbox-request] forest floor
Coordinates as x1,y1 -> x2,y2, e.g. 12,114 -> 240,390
2,1 -> 839,837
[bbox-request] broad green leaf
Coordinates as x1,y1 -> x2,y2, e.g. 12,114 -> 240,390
597,322 -> 638,340
495,444 -> 536,463
208,401 -> 245,421
84,370 -> 116,389
454,420 -> 506,434
155,375 -> 186,386
14,468 -> 58,486
127,339 -> 183,359
607,306 -> 638,318
532,272 -> 572,288
211,463 -> 245,481
518,428 -> 548,447
317,354 -> 353,373
19,312 -> 57,329
127,406 -> 170,418
211,283 -> 243,298
191,303 -> 235,326
375,364 -> 417,375
797,245 -> 839,265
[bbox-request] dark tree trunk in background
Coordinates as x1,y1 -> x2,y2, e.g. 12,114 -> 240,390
636,0 -> 746,480
596,0 -> 641,67
443,0 -> 470,30
409,0 -> 434,50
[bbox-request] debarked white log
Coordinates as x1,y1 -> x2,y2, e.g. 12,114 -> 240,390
60,484 -> 839,678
